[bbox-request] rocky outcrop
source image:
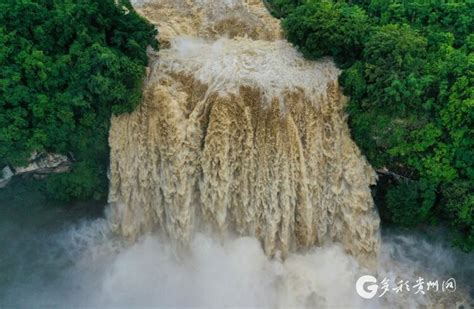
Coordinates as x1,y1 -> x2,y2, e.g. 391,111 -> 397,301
0,166 -> 14,188
0,152 -> 72,188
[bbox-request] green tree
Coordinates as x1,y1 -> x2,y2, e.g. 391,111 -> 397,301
0,0 -> 158,201
273,0 -> 473,250
283,1 -> 369,65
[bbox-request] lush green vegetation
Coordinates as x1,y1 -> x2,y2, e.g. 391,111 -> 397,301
267,0 -> 473,250
0,0 -> 157,201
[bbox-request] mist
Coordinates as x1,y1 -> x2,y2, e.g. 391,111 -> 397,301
1,205 -> 472,308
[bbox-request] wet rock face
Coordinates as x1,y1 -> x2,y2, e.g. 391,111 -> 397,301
108,0 -> 380,263
0,166 -> 14,188
0,152 -> 72,188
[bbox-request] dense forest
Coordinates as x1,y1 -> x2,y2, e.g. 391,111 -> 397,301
0,0 -> 157,201
267,0 -> 473,250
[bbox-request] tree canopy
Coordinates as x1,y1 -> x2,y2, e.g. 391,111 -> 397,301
269,0 -> 473,251
0,0 -> 158,201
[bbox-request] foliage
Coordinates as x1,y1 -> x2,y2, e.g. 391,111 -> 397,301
385,181 -> 430,227
0,0 -> 157,201
275,0 -> 473,250
264,0 -> 304,18
283,1 -> 369,65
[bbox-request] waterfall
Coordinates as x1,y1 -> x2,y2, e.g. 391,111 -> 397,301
107,0 -> 380,262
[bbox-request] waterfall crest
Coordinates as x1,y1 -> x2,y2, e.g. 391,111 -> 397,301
108,0 -> 380,261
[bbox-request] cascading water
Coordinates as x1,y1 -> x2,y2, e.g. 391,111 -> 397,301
1,1 -> 472,308
108,0 -> 380,262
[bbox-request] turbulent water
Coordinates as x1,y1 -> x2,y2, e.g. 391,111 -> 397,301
1,1 -> 473,308
108,0 -> 379,262
1,201 -> 472,308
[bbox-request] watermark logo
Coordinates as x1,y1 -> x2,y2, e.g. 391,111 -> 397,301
356,275 -> 378,299
356,275 -> 456,299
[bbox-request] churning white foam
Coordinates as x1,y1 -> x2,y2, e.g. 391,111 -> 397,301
2,217 -> 471,308
91,233 -> 368,308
